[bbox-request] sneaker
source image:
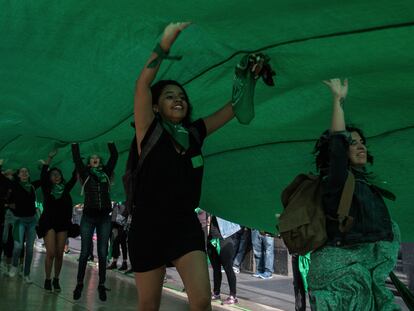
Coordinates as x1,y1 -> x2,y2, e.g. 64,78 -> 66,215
98,284 -> 107,301
73,284 -> 83,300
232,266 -> 240,274
221,295 -> 238,305
53,278 -> 61,292
44,279 -> 52,292
8,266 -> 17,277
23,275 -> 33,284
64,249 -> 71,254
259,272 -> 273,280
119,261 -> 128,271
252,272 -> 261,278
221,267 -> 225,273
211,293 -> 221,301
107,261 -> 117,270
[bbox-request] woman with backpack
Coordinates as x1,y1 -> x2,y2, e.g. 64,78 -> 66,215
71,142 -> 118,302
37,149 -> 77,292
128,22 -> 273,311
307,79 -> 400,310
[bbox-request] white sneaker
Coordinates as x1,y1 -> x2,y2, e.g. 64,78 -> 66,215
232,266 -> 240,274
23,275 -> 33,284
8,266 -> 17,277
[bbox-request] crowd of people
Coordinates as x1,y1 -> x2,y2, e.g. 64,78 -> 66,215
0,22 -> 403,311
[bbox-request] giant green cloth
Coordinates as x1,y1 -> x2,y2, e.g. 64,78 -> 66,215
0,1 -> 413,241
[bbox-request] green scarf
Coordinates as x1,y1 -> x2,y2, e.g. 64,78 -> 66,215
90,167 -> 108,183
51,183 -> 65,199
20,181 -> 32,193
161,119 -> 189,151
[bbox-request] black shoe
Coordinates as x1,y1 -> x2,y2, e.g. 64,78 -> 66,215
107,261 -> 117,270
119,261 -> 128,271
98,285 -> 107,301
73,284 -> 83,300
53,278 -> 61,292
44,279 -> 52,292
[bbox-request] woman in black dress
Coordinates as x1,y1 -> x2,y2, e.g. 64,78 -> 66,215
38,149 -> 77,292
129,23 -> 238,311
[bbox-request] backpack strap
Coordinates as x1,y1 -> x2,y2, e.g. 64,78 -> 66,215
137,122 -> 163,172
188,126 -> 201,146
337,171 -> 355,233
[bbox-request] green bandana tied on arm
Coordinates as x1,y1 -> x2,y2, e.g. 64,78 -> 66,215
161,119 -> 189,151
51,183 -> 65,199
147,43 -> 183,68
232,53 -> 275,124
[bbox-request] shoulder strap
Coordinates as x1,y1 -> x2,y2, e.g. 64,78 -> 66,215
137,122 -> 163,172
188,126 -> 201,146
337,171 -> 355,232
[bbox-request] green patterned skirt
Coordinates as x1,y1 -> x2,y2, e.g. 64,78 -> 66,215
308,222 -> 401,311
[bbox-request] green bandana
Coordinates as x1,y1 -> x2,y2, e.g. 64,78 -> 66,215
147,43 -> 183,68
51,183 -> 65,199
90,167 -> 108,183
20,181 -> 32,193
161,119 -> 189,151
210,238 -> 221,255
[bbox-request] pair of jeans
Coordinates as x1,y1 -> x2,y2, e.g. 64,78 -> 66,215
251,229 -> 274,274
77,214 -> 111,285
12,216 -> 37,276
112,225 -> 128,260
233,227 -> 250,268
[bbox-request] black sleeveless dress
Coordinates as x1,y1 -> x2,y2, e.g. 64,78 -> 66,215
128,118 -> 206,272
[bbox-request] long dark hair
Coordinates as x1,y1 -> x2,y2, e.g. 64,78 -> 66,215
313,126 -> 374,173
150,80 -> 193,127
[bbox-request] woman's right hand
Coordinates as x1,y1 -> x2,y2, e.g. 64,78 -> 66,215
324,78 -> 348,101
160,22 -> 191,52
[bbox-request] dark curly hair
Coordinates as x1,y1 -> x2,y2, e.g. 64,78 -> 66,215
313,126 -> 374,173
150,80 -> 193,127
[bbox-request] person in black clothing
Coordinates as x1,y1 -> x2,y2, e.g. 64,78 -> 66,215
0,166 -> 14,270
129,22 -> 240,311
37,149 -> 77,292
71,142 -> 118,301
107,202 -> 128,271
307,79 -> 399,309
0,161 -> 41,283
207,216 -> 240,305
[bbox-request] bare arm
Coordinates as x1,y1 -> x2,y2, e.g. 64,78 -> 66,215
134,22 -> 190,154
324,78 -> 348,132
203,102 -> 235,136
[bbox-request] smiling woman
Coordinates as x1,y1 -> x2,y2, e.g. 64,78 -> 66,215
308,79 -> 400,310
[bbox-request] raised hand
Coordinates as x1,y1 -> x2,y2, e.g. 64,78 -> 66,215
323,78 -> 348,101
160,22 -> 191,52
0,159 -> 4,166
